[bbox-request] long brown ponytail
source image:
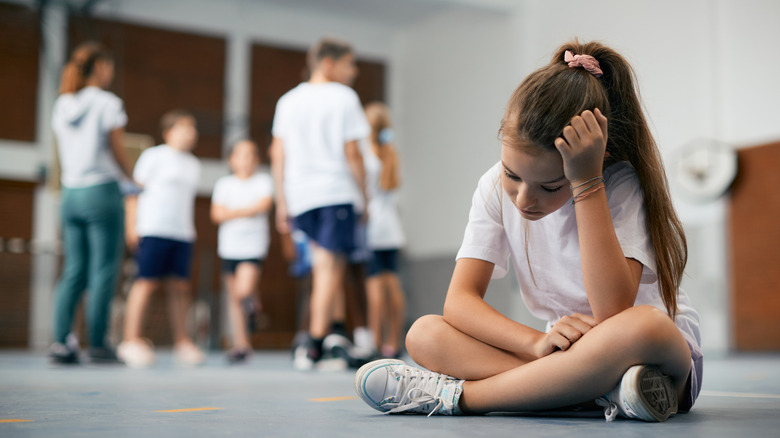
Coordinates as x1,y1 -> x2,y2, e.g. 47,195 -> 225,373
59,41 -> 111,94
500,40 -> 687,319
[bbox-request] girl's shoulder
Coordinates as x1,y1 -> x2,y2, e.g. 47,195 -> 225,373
604,161 -> 642,200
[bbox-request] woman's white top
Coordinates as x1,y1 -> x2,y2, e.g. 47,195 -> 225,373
211,172 -> 274,260
52,86 -> 128,188
456,161 -> 701,347
364,143 -> 405,250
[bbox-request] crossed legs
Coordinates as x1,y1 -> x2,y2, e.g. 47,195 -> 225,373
406,305 -> 691,414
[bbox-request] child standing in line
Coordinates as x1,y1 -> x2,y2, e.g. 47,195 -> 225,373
210,140 -> 273,364
363,102 -> 406,359
270,37 -> 371,370
118,110 -> 205,368
355,40 -> 701,422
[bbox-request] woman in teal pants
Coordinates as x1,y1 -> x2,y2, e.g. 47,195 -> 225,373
50,41 -> 135,364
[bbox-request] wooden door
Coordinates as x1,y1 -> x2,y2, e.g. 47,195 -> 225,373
729,141 -> 780,350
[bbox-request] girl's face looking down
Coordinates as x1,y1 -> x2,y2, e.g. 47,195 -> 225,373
501,144 -> 571,221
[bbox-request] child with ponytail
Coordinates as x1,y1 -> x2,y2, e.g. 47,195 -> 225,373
354,40 -> 701,422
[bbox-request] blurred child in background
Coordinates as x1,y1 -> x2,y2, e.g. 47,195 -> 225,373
270,37 -> 371,370
363,102 -> 406,359
211,140 -> 273,364
118,110 -> 204,368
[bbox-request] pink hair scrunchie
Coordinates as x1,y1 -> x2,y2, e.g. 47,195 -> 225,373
564,50 -> 603,77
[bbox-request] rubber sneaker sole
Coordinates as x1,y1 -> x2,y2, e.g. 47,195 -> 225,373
622,365 -> 679,421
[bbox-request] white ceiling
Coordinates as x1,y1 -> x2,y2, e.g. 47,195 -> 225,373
251,0 -> 515,28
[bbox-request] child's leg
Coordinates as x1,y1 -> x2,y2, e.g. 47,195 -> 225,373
122,278 -> 159,341
227,263 -> 261,350
167,278 -> 194,345
407,314 -> 530,381
453,306 -> 691,414
308,244 -> 346,339
366,274 -> 384,350
384,273 -> 406,354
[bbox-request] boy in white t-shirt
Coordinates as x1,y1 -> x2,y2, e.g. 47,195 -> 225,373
211,140 -> 273,363
270,37 -> 371,370
118,110 -> 205,368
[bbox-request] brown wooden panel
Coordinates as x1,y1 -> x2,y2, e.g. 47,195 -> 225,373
354,58 -> 386,106
249,44 -> 309,163
67,16 -> 225,159
0,180 -> 35,347
0,3 -> 40,142
729,141 -> 780,351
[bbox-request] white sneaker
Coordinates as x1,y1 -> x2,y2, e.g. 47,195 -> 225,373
174,341 -> 206,366
117,339 -> 155,368
354,359 -> 464,416
596,365 -> 679,422
293,343 -> 316,371
352,326 -> 376,358
324,333 -> 369,368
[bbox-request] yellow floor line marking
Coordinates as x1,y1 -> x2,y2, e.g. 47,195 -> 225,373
155,407 -> 224,413
309,396 -> 358,402
0,419 -> 33,423
701,390 -> 780,400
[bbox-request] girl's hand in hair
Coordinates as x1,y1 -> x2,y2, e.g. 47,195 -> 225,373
533,313 -> 598,358
554,108 -> 609,186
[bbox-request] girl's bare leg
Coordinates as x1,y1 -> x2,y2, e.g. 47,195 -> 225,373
309,245 -> 346,339
440,306 -> 691,414
122,279 -> 159,341
385,273 -> 406,353
366,275 -> 384,350
407,314 -> 531,381
167,278 -> 194,345
228,263 -> 261,350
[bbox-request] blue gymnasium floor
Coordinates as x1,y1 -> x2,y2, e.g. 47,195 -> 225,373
1,350 -> 779,437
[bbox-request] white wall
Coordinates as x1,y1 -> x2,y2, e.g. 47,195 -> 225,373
391,8 -> 519,258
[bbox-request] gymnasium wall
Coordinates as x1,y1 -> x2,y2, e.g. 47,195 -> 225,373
2,0 -> 780,354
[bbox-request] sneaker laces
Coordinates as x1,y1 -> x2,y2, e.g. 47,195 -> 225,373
595,396 -> 619,422
386,366 -> 456,417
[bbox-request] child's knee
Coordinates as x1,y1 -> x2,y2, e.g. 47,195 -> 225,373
405,315 -> 445,358
621,305 -> 680,349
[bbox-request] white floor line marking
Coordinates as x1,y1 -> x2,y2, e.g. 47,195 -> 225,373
700,390 -> 780,399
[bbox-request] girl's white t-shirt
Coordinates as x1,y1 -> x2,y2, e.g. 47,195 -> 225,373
211,172 -> 274,260
52,86 -> 128,188
456,161 -> 701,348
133,145 -> 200,242
271,82 -> 370,216
364,142 -> 405,250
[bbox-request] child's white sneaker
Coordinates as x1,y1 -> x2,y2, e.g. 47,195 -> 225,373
596,365 -> 679,422
117,339 -> 155,368
354,359 -> 464,416
174,341 -> 205,366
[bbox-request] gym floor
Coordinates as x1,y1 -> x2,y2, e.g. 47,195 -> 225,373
1,350 -> 779,437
